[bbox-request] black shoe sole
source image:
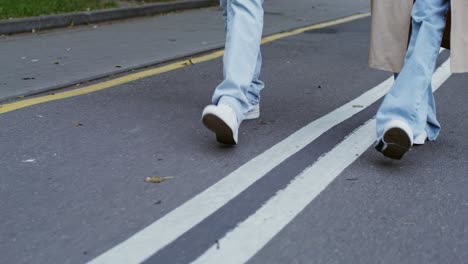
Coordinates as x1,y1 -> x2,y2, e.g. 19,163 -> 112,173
380,127 -> 412,160
202,113 -> 236,145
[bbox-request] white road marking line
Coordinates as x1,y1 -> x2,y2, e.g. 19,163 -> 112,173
89,58 -> 450,264
191,59 -> 452,264
192,120 -> 377,264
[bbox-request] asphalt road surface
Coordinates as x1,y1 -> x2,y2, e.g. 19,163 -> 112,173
0,0 -> 368,101
1,10 -> 467,264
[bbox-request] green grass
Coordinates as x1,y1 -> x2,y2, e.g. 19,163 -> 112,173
0,0 -> 119,19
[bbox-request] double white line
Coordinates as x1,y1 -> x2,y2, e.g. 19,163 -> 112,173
193,59 -> 451,263
90,58 -> 451,264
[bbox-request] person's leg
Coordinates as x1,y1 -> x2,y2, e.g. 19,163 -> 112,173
400,2 -> 441,144
246,52 -> 265,107
375,0 -> 449,158
424,82 -> 441,141
392,75 -> 441,145
212,0 -> 265,121
202,0 -> 264,145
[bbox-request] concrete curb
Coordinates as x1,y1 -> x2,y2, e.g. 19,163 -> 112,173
0,0 -> 218,35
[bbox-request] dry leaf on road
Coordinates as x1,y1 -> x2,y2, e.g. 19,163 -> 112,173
144,176 -> 174,184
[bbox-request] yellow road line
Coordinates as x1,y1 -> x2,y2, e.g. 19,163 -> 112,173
0,12 -> 370,115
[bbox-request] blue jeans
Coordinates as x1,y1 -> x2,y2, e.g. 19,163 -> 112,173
212,0 -> 265,121
376,0 -> 450,141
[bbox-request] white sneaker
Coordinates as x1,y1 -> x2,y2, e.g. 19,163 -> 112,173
244,104 -> 260,120
375,120 -> 414,160
202,104 -> 240,145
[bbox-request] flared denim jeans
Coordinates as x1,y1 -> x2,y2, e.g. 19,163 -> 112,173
376,0 -> 450,141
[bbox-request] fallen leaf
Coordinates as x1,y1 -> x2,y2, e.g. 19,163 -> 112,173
144,176 -> 174,184
183,59 -> 194,66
